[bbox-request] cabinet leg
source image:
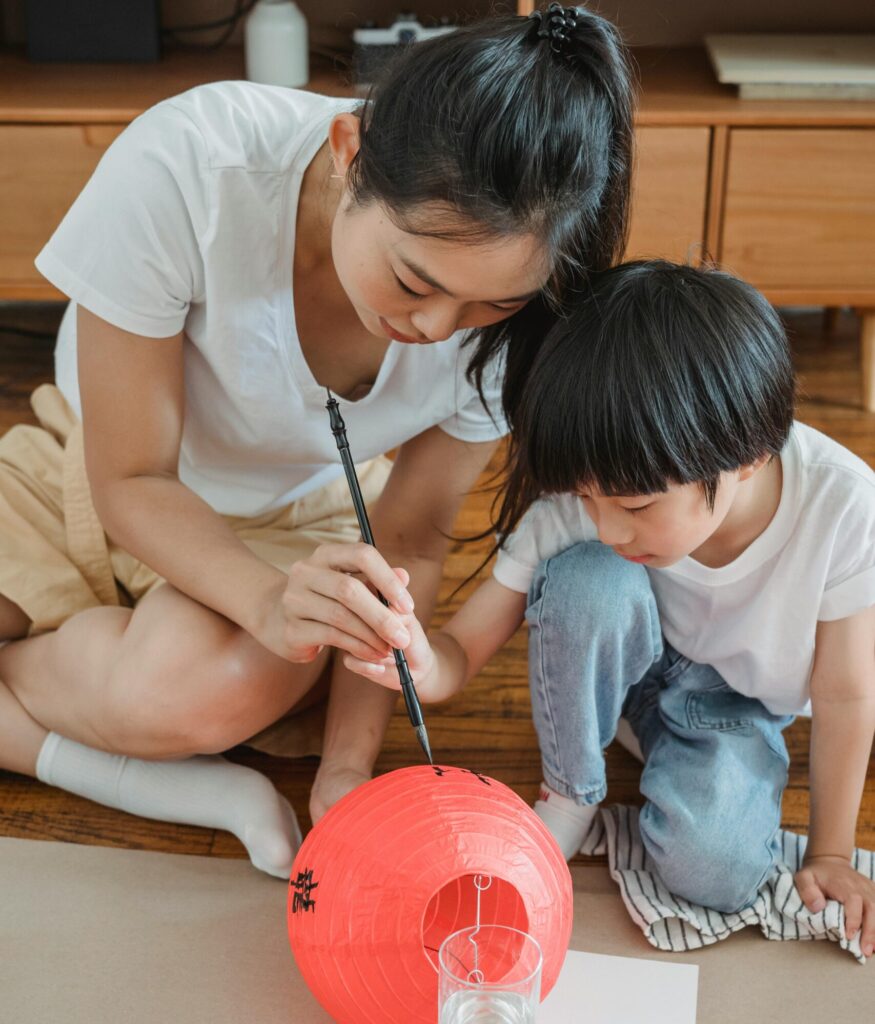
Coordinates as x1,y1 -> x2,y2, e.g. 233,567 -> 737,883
822,306 -> 840,342
862,309 -> 875,413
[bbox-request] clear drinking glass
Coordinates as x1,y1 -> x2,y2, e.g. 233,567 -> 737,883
438,925 -> 543,1024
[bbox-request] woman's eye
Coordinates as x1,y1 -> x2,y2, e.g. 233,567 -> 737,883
394,273 -> 426,298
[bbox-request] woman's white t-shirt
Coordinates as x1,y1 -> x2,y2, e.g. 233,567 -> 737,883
494,423 -> 875,715
35,82 -> 507,517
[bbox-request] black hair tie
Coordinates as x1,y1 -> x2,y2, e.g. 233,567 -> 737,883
528,3 -> 579,58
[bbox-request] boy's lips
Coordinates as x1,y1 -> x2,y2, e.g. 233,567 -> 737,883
616,551 -> 653,564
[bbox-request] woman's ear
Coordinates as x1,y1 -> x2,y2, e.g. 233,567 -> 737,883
327,113 -> 362,179
737,453 -> 773,482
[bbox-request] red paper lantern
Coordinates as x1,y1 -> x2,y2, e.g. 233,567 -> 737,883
288,765 -> 573,1024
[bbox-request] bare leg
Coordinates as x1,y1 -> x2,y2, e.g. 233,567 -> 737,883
0,593 -> 46,776
0,680 -> 47,776
0,583 -> 328,762
0,586 -> 323,877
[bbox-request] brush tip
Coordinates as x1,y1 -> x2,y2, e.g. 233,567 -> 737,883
416,725 -> 433,765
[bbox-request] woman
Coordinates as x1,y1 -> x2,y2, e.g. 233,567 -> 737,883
0,7 -> 634,874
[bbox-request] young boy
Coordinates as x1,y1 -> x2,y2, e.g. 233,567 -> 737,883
344,261 -> 875,954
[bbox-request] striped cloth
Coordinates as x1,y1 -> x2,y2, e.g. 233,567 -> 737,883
580,805 -> 874,964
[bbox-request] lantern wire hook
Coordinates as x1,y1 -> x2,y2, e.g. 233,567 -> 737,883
467,874 -> 492,984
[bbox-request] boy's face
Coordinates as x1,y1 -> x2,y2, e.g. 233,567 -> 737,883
576,472 -> 747,569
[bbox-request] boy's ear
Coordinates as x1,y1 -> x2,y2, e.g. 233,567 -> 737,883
737,454 -> 772,482
327,113 -> 362,179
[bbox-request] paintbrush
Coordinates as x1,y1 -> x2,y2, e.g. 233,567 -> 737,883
325,389 -> 433,764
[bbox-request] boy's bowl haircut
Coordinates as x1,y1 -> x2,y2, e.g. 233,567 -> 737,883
493,260 -> 797,544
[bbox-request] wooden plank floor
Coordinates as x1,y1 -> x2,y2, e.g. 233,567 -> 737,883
0,304 -> 872,864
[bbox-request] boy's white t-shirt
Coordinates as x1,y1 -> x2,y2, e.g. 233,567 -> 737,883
494,423 -> 875,715
35,82 -> 507,517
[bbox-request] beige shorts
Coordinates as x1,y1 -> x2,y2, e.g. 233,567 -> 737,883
0,384 -> 392,755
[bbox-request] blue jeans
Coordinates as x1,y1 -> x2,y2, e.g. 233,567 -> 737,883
526,541 -> 793,913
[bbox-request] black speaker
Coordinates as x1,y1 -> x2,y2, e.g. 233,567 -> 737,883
25,0 -> 161,62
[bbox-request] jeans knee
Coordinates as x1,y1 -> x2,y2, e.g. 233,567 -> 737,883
645,827 -> 769,913
529,542 -> 657,641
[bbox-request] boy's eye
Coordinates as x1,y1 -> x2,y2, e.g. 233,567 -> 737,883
394,273 -> 426,298
624,504 -> 653,515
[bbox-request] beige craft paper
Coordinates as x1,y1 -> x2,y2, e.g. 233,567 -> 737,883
0,837 -> 870,1023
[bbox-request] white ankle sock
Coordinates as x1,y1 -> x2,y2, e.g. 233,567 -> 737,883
35,733 -> 301,879
534,782 -> 600,860
614,717 -> 645,763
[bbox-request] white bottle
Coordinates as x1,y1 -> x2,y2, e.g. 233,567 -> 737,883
245,0 -> 309,89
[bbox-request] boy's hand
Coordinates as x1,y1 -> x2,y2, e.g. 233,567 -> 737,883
796,854 -> 875,957
342,608 -> 439,699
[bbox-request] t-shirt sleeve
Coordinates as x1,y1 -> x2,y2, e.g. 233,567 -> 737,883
818,476 -> 875,621
34,101 -> 209,339
437,344 -> 508,443
493,497 -> 593,594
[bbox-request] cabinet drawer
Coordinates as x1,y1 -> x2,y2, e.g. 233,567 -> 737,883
0,124 -> 125,299
625,126 -> 710,264
721,129 -> 875,296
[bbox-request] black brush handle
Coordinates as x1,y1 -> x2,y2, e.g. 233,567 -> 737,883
325,392 -> 432,759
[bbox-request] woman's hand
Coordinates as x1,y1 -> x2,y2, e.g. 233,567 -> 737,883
341,607 -> 439,697
253,542 -> 415,665
796,854 -> 875,957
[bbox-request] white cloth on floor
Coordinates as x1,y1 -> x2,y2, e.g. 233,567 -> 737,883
581,805 -> 874,964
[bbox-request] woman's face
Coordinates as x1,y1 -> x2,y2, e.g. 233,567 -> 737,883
331,197 -> 549,345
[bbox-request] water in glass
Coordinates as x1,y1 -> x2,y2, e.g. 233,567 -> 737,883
439,990 -> 535,1024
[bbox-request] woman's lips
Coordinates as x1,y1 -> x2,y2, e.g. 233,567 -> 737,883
379,316 -> 422,344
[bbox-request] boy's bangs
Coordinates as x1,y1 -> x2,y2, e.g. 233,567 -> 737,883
523,355 -> 699,499
518,263 -> 794,502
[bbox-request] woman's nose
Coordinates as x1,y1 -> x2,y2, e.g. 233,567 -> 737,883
410,301 -> 459,342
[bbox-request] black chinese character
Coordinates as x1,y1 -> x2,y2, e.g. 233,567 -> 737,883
291,869 -> 319,914
461,768 -> 491,786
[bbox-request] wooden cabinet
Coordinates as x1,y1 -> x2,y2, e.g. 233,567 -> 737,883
625,126 -> 710,263
1,46 -> 874,407
0,124 -> 124,299
721,129 -> 875,301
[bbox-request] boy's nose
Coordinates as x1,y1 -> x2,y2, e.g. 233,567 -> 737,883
596,515 -> 634,547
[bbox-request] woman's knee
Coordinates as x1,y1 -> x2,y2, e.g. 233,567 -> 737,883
102,626 -> 286,756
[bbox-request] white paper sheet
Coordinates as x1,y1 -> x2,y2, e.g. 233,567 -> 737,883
539,949 -> 698,1023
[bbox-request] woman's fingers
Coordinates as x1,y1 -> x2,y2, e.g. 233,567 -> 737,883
295,622 -> 396,664
287,591 -> 392,660
309,543 -> 414,613
280,544 -> 416,662
296,565 -> 411,649
342,653 -> 400,687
